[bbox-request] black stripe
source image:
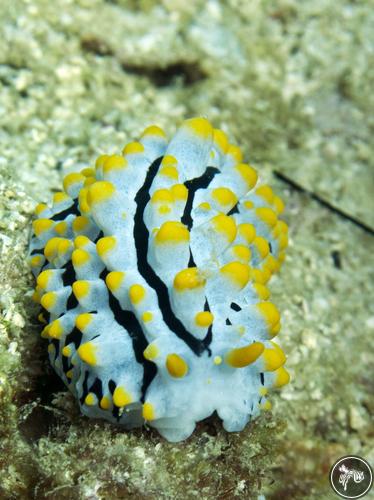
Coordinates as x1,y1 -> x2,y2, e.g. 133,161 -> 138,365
134,157 -> 207,355
181,166 -> 219,230
107,290 -> 157,400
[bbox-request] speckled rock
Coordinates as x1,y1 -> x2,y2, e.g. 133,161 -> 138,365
0,0 -> 373,498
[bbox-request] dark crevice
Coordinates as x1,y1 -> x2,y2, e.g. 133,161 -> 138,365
50,199 -> 79,221
121,61 -> 207,87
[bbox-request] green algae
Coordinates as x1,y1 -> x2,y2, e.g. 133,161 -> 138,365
0,0 -> 373,498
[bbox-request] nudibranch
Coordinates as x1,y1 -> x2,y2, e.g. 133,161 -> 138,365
29,117 -> 290,442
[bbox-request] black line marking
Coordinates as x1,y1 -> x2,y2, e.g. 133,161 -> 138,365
181,166 -> 220,230
50,199 -> 79,221
274,171 -> 374,236
134,157 -> 207,355
64,326 -> 82,350
260,373 -> 265,385
230,302 -> 242,312
62,260 -> 76,286
226,318 -> 232,326
107,290 -> 157,400
227,203 -> 239,215
89,378 -> 103,400
80,370 -> 89,404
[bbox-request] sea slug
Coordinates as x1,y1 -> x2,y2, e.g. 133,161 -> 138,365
29,117 -> 290,442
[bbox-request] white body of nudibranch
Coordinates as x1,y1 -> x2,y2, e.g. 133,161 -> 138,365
29,117 -> 290,442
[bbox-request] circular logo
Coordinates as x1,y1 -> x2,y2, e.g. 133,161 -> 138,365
330,456 -> 373,498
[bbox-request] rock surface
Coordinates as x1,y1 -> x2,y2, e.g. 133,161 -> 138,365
0,1 -> 373,498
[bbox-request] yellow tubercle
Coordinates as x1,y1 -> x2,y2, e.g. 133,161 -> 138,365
37,269 -> 54,289
53,191 -> 70,204
161,155 -> 177,166
227,145 -> 243,162
54,221 -> 67,236
213,128 -> 229,152
96,236 -> 116,257
238,223 -> 256,244
62,345 -> 72,357
220,261 -> 251,289
72,216 -> 90,232
48,320 -> 64,339
142,402 -> 155,421
260,400 -> 272,411
106,271 -> 125,293
211,214 -> 237,243
40,292 -> 57,311
87,181 -> 116,206
198,202 -> 211,211
269,322 -> 281,337
232,244 -> 251,262
253,236 -> 270,260
129,284 -> 146,305
166,353 -> 188,378
95,154 -> 109,170
75,313 -> 93,332
151,189 -> 174,204
103,154 -> 127,174
141,125 -> 166,138
84,177 -> 97,187
253,283 -> 270,301
174,267 -> 206,291
143,343 -> 159,361
122,141 -> 145,155
225,342 -> 264,368
100,396 -> 111,410
255,185 -> 274,204
184,117 -> 213,138
113,386 -> 132,407
171,183 -> 188,201
74,235 -> 91,249
30,254 -> 44,269
81,167 -> 95,177
262,344 -> 286,371
259,387 -> 268,396
63,173 -> 85,193
66,369 -> 74,379
195,311 -> 214,327
72,249 -> 90,267
77,342 -> 97,366
155,221 -> 190,244
273,195 -> 285,214
235,164 -> 258,190
33,218 -> 54,236
243,200 -> 254,210
72,280 -> 90,300
159,166 -> 179,179
255,207 -> 278,228
211,187 -> 238,207
35,203 -> 48,215
213,355 -> 222,365
84,393 -> 97,406
142,311 -> 153,323
78,187 -> 90,214
273,366 -> 290,388
257,302 -> 280,328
